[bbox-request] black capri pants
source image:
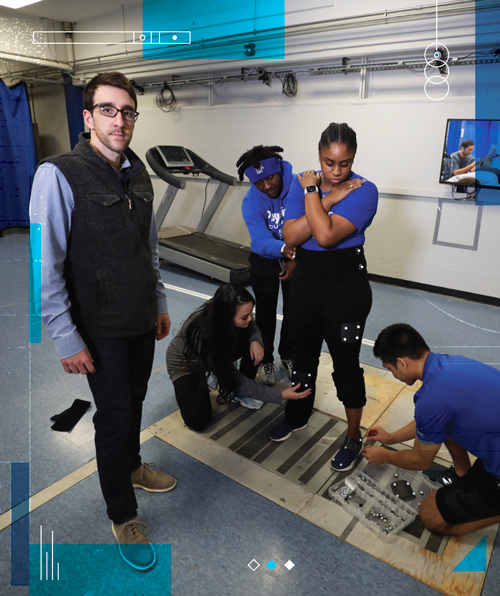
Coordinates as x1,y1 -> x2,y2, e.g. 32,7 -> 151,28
284,245 -> 372,429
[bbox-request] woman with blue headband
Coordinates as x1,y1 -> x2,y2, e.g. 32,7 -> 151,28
268,123 -> 379,474
237,146 -> 296,400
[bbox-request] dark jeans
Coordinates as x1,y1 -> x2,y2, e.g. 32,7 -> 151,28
174,327 -> 258,431
249,257 -> 294,364
284,246 -> 372,428
86,327 -> 156,524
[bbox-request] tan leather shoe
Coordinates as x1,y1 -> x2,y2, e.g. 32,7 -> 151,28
131,463 -> 177,492
111,518 -> 155,570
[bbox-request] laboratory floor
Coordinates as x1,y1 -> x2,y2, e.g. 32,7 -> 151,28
1,231 -> 499,596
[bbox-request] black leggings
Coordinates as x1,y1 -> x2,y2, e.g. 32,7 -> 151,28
284,246 -> 372,428
249,255 -> 294,364
174,329 -> 258,432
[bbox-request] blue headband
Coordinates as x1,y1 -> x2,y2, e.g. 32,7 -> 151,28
244,157 -> 282,184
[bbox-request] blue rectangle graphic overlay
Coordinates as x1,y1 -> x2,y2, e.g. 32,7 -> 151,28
29,544 -> 171,594
11,462 -> 30,586
475,2 -> 500,206
142,0 -> 284,59
29,223 -> 41,343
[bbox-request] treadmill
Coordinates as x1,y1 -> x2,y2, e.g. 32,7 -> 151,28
147,145 -> 251,284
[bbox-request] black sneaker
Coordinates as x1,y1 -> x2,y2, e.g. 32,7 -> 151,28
330,436 -> 363,471
269,421 -> 307,442
423,466 -> 460,486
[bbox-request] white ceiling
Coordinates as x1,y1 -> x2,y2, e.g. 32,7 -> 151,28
15,0 -> 141,23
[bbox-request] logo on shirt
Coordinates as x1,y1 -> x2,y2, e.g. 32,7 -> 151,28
255,165 -> 264,174
266,207 -> 285,238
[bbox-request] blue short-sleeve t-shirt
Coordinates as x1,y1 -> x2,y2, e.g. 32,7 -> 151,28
414,352 -> 500,478
284,170 -> 378,250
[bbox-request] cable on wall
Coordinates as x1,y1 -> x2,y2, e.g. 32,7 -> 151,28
156,82 -> 177,112
280,72 -> 298,97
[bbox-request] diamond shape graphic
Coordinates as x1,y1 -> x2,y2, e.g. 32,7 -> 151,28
266,560 -> 277,570
284,560 -> 295,570
248,559 -> 260,571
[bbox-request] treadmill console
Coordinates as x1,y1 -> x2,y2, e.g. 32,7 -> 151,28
156,146 -> 195,172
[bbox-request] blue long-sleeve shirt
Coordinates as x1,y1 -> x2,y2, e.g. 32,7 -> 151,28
29,160 -> 168,360
241,160 -> 294,259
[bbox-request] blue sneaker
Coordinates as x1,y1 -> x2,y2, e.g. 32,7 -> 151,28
330,436 -> 363,471
269,421 -> 307,442
112,518 -> 156,571
423,466 -> 460,486
232,396 -> 264,410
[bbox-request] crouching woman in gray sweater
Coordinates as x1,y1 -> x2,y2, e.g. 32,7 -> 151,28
166,284 -> 311,431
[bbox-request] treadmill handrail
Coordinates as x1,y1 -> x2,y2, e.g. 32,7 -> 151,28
146,148 -> 186,190
185,148 -> 237,186
147,146 -> 237,187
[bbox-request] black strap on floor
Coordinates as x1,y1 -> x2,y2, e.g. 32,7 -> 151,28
50,399 -> 91,432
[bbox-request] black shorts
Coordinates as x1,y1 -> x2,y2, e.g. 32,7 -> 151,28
435,459 -> 500,526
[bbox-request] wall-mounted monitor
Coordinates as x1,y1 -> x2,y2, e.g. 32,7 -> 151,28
440,119 -> 500,190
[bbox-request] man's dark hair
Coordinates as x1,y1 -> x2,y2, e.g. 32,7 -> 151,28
373,323 -> 430,366
236,145 -> 284,181
318,122 -> 357,154
461,139 -> 474,149
82,72 -> 138,111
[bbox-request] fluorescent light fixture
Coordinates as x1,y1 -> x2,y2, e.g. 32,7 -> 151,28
0,0 -> 43,8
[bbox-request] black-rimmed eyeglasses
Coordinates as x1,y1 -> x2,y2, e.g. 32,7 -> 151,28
92,104 -> 139,122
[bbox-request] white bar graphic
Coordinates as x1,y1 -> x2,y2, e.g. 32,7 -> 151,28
45,552 -> 48,580
51,531 -> 54,580
32,30 -> 191,45
39,526 -> 42,580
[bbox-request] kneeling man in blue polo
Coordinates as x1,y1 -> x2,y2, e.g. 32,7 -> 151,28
363,323 -> 500,536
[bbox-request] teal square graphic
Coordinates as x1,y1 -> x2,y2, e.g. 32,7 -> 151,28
142,0 -> 284,60
266,559 -> 277,570
29,544 -> 171,595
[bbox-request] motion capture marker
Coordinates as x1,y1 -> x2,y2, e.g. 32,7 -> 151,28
394,474 -> 398,478
420,491 -> 425,496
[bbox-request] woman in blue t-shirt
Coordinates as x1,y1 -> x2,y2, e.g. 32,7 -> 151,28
268,123 -> 379,473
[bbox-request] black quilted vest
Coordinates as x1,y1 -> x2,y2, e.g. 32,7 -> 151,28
39,133 -> 158,339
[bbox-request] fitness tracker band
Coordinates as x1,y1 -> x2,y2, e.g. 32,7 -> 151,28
304,185 -> 319,195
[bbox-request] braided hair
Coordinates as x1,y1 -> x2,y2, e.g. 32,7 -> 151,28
318,123 -> 357,154
236,145 -> 284,181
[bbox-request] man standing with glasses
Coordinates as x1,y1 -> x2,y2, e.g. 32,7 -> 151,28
30,72 -> 175,570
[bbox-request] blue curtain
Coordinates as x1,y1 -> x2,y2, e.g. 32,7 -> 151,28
446,121 -> 462,154
0,81 -> 36,229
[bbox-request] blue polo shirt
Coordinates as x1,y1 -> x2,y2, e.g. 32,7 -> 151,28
414,353 -> 500,478
284,170 -> 378,250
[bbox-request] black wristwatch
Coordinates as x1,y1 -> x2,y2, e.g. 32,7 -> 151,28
304,185 -> 319,195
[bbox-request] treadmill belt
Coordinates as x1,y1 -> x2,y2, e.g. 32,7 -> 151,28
160,234 -> 250,271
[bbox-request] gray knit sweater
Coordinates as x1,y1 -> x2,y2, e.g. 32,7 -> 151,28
166,309 -> 283,404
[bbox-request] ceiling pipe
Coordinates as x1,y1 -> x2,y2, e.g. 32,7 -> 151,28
0,50 -> 72,71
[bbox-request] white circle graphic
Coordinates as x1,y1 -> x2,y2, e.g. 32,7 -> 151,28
424,78 -> 450,101
424,42 -> 450,102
